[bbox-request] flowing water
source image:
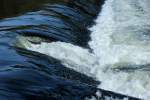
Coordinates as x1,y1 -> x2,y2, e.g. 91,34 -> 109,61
0,0 -> 149,99
0,0 -> 106,99
21,0 -> 150,99
89,0 -> 150,99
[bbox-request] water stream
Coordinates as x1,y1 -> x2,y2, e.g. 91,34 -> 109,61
22,0 -> 150,99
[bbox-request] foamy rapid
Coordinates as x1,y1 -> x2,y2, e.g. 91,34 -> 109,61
20,0 -> 150,99
20,40 -> 98,77
89,0 -> 150,99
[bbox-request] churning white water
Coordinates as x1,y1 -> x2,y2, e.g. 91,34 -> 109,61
89,0 -> 150,99
21,0 -> 150,99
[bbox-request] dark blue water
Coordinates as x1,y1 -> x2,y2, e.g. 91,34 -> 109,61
0,0 -> 140,100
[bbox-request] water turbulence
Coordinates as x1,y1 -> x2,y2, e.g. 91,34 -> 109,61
88,0 -> 150,99
0,0 -> 106,100
23,0 -> 150,100
0,0 -> 148,99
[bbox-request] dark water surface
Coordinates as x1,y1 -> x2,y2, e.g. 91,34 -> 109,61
0,0 -> 67,19
0,0 -> 140,100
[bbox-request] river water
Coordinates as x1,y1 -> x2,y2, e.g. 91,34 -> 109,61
0,0 -> 149,100
23,0 -> 150,100
0,0 -> 104,100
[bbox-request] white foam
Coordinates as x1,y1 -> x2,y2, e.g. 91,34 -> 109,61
89,0 -> 150,99
24,41 -> 98,77
22,0 -> 150,99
